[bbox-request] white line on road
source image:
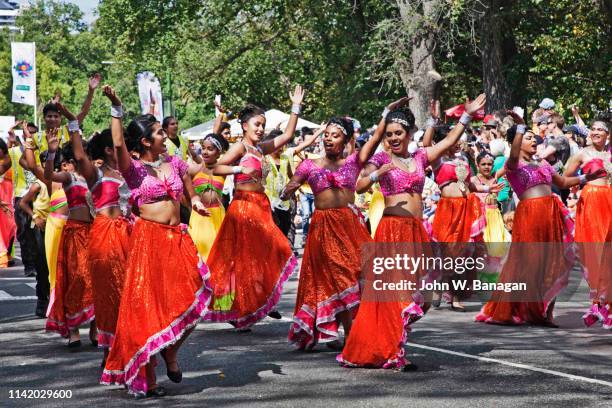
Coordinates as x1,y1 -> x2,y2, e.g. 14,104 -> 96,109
26,283 -> 37,289
408,342 -> 612,388
0,277 -> 36,280
0,290 -> 37,301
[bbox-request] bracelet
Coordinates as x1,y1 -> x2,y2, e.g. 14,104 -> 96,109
24,138 -> 36,150
291,104 -> 301,115
458,112 -> 472,126
232,166 -> 244,175
68,120 -> 80,132
46,151 -> 56,162
381,107 -> 390,119
369,171 -> 379,183
579,174 -> 587,186
111,105 -> 124,118
516,124 -> 527,134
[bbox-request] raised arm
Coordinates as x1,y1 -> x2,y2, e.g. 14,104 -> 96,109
57,102 -> 97,186
563,151 -> 584,177
43,129 -> 70,184
571,105 -> 586,128
76,73 -> 101,124
426,94 -> 486,163
553,168 -> 606,189
422,99 -> 441,148
280,161 -> 309,200
260,85 -> 305,155
102,85 -> 131,173
212,99 -> 228,135
292,124 -> 325,156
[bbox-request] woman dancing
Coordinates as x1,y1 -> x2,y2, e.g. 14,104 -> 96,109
204,85 -> 304,329
281,99 -> 406,350
338,95 -> 486,370
100,86 -> 212,398
188,132 -> 229,260
476,124 -> 605,326
564,120 -> 611,328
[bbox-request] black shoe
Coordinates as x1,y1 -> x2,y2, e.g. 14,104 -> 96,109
326,340 -> 344,351
135,386 -> 167,399
267,310 -> 282,319
35,301 -> 48,318
401,362 -> 418,372
450,304 -> 466,312
160,349 -> 182,383
24,269 -> 36,277
67,340 -> 81,349
432,299 -> 441,308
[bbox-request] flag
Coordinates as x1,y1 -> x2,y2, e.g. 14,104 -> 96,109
11,42 -> 37,106
136,71 -> 164,122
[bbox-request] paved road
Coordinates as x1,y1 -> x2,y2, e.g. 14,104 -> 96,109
0,245 -> 611,407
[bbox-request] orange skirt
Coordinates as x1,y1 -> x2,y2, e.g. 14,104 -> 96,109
88,214 -> 130,348
575,184 -> 612,328
204,191 -> 297,328
100,218 -> 211,397
432,194 -> 485,243
476,195 -> 574,325
338,215 -> 430,369
46,220 -> 94,337
289,207 -> 372,349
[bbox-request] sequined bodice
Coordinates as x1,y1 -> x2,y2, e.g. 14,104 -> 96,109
91,168 -> 131,215
122,155 -> 188,207
293,153 -> 362,195
368,150 -> 429,196
234,143 -> 270,185
506,160 -> 555,197
65,174 -> 89,210
434,159 -> 472,188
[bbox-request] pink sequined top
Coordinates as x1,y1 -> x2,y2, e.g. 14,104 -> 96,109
65,174 -> 89,210
434,160 -> 473,189
505,160 -> 555,198
91,168 -> 131,214
121,155 -> 188,207
368,150 -> 429,196
293,152 -> 362,195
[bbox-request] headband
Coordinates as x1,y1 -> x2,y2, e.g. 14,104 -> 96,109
204,135 -> 223,152
592,123 -> 609,133
390,117 -> 410,127
330,123 -> 347,136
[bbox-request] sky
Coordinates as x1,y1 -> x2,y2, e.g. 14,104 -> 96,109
22,0 -> 99,25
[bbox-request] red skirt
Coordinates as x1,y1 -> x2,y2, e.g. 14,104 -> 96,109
205,191 -> 296,328
575,184 -> 612,328
338,215 -> 431,369
289,207 -> 372,349
432,194 -> 485,243
100,218 -> 212,397
46,220 -> 94,337
88,214 -> 130,348
476,195 -> 574,325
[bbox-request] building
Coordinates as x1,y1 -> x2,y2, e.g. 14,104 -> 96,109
0,1 -> 20,32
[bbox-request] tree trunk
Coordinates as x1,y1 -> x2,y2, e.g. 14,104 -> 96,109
480,0 -> 514,112
396,0 -> 442,128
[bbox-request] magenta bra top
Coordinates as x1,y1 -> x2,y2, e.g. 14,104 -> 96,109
368,149 -> 429,196
121,155 -> 188,207
505,160 -> 555,197
234,143 -> 269,185
91,168 -> 131,214
293,152 -> 363,195
64,174 -> 89,210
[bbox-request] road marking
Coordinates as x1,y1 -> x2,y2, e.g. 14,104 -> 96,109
0,277 -> 36,281
26,283 -> 37,289
408,342 -> 612,388
0,290 -> 37,301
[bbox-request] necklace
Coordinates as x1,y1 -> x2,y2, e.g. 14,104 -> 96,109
141,157 -> 163,168
452,156 -> 469,192
392,152 -> 414,170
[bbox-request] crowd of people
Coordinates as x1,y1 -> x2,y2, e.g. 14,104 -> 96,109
0,74 -> 609,399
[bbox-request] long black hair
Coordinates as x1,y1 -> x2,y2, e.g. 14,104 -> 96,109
126,114 -> 158,154
87,129 -> 113,161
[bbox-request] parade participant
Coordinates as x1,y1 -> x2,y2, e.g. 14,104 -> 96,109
338,95 -> 486,370
476,125 -> 606,326
62,97 -> 132,364
100,86 -> 212,398
203,85 -> 304,330
564,120 -> 611,328
188,132 -> 229,260
0,138 -> 16,268
281,99 -> 402,350
43,129 -> 96,348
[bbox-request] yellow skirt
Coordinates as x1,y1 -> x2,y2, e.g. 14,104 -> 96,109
484,205 -> 511,257
45,213 -> 67,290
368,190 -> 385,238
188,206 -> 225,261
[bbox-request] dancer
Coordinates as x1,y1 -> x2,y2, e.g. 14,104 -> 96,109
43,129 -> 96,347
281,99 -> 404,350
338,95 -> 485,370
564,120 -> 611,328
187,133 -> 229,260
204,85 -> 304,329
62,99 -> 132,364
0,139 -> 16,268
476,125 -> 605,326
100,86 -> 212,398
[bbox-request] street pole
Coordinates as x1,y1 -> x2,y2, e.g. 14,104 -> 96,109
164,71 -> 174,118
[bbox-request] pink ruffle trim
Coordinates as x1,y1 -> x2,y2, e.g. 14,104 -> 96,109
583,303 -> 611,330
100,261 -> 213,397
97,329 -> 115,349
336,302 -> 425,369
204,255 -> 297,328
289,284 -> 360,349
45,304 -> 95,338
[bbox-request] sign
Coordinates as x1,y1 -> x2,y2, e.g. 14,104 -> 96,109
11,42 -> 37,106
136,71 -> 164,122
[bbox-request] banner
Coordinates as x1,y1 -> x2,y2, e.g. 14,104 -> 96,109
136,71 -> 164,122
0,116 -> 16,142
11,42 -> 37,106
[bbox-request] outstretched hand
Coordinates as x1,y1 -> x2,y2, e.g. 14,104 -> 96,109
56,102 -> 77,121
387,96 -> 412,111
465,94 -> 486,116
430,99 -> 441,119
102,85 -> 122,106
289,85 -> 305,106
46,128 -> 60,153
89,73 -> 102,90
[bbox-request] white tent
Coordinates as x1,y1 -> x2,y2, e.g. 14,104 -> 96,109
183,109 -> 319,140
